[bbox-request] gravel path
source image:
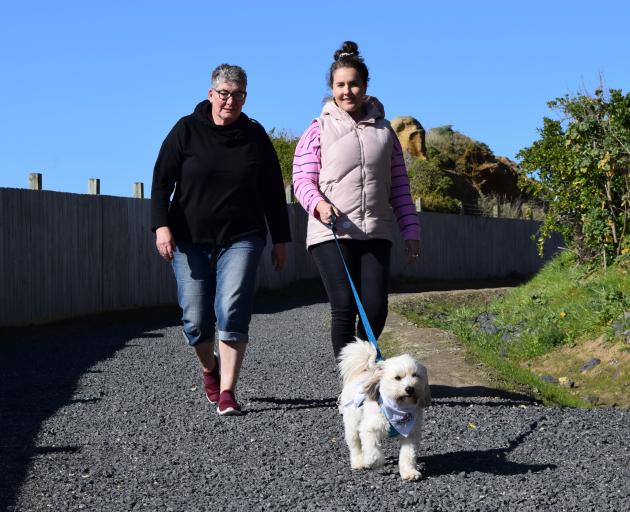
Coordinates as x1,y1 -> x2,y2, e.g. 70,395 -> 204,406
1,300 -> 629,511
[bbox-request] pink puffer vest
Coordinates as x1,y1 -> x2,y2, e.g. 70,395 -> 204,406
306,97 -> 396,248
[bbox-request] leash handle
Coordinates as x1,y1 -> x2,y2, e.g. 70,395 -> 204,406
328,217 -> 384,362
328,212 -> 337,232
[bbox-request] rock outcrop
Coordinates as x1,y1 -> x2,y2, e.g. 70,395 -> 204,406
425,125 -> 523,203
473,156 -> 521,199
391,116 -> 427,159
394,120 -> 530,214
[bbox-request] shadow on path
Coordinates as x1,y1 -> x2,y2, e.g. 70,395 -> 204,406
430,385 -> 538,407
253,281 -> 328,314
421,420 -> 556,477
0,308 -> 179,512
389,275 -> 531,294
247,397 -> 337,413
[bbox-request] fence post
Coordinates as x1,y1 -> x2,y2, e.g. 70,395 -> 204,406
88,178 -> 100,195
415,198 -> 422,212
28,173 -> 42,190
285,184 -> 294,203
133,182 -> 144,198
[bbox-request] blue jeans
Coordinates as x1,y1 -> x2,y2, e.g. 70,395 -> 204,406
171,235 -> 264,346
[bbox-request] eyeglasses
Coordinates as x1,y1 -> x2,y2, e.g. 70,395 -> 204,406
213,89 -> 247,102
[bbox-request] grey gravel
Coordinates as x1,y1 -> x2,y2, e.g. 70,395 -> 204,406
1,301 -> 629,511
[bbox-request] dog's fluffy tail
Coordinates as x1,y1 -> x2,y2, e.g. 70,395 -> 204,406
337,339 -> 379,385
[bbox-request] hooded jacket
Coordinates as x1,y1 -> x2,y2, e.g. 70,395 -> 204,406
151,100 -> 291,246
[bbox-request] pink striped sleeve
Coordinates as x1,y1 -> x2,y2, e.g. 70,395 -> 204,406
292,121 -> 325,217
389,134 -> 421,241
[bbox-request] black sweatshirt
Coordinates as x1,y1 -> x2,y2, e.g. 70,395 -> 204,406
151,100 -> 291,246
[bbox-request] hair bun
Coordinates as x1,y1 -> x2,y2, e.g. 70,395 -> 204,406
334,40 -> 360,61
327,40 -> 369,88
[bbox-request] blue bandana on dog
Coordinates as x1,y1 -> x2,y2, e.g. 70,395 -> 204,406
378,392 -> 418,438
342,381 -> 418,438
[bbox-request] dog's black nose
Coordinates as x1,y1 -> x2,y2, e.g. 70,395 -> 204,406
405,386 -> 415,396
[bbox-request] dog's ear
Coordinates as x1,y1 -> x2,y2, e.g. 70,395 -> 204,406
418,366 -> 431,407
363,364 -> 383,402
420,382 -> 432,407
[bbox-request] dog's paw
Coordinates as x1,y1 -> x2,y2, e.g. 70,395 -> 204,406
363,451 -> 385,469
400,468 -> 422,481
350,454 -> 364,470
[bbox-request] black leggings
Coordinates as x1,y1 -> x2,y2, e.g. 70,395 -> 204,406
310,239 -> 391,358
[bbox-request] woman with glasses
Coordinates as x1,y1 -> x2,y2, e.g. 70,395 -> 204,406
293,41 -> 420,360
151,63 -> 291,416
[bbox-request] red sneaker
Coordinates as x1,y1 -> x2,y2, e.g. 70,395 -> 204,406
217,390 -> 242,416
203,366 -> 220,404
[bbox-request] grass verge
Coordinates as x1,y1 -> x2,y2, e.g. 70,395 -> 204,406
392,251 -> 630,408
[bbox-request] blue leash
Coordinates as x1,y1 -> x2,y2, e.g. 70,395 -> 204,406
328,214 -> 384,362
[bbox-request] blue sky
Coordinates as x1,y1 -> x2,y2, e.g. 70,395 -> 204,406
1,0 -> 628,197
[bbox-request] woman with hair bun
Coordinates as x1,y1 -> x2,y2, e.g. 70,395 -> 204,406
293,41 -> 420,360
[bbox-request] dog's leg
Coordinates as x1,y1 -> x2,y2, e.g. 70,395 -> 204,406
345,429 -> 364,469
360,402 -> 386,469
360,428 -> 385,469
343,410 -> 364,469
399,411 -> 425,481
398,435 -> 422,481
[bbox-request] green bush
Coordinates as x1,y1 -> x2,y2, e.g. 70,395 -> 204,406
268,128 -> 299,186
406,156 -> 461,213
518,87 -> 630,267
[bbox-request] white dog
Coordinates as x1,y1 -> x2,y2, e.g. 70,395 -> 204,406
338,340 -> 431,481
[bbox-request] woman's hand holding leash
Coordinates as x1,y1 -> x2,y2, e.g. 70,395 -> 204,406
315,200 -> 341,227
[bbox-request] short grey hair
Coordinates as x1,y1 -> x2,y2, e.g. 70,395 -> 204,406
211,64 -> 247,89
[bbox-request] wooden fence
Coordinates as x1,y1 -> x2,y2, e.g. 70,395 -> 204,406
0,188 -> 561,326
